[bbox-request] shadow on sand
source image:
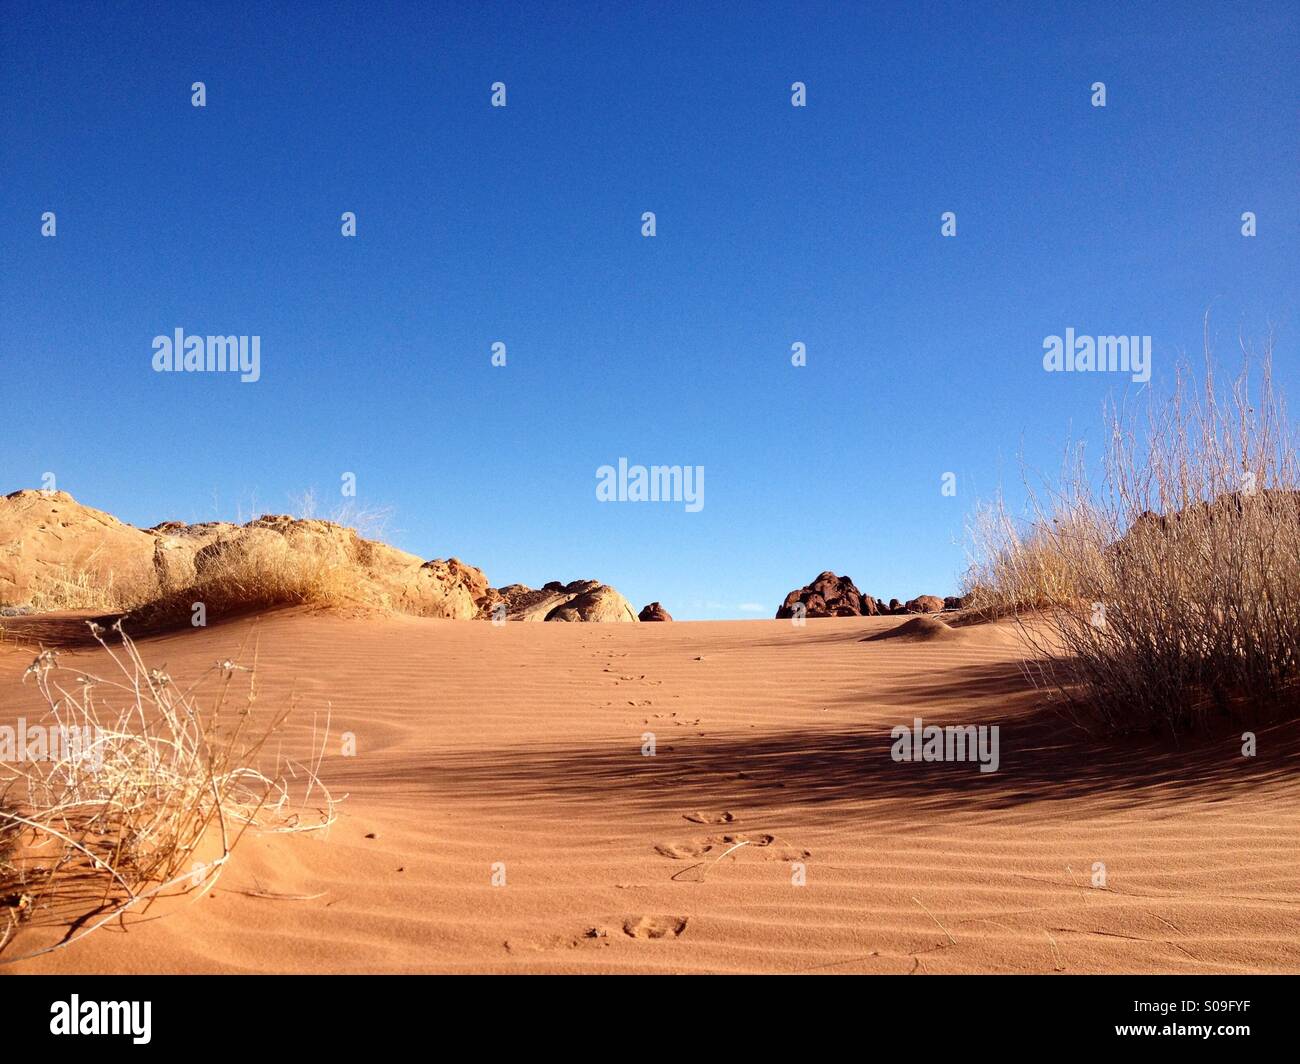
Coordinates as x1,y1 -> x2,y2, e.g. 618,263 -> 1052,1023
331,657 -> 1298,815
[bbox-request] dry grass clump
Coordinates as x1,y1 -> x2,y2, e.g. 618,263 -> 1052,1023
9,515 -> 363,634
25,560 -> 150,613
0,621 -> 335,961
289,486 -> 395,541
962,502 -> 1093,619
126,534 -> 354,634
966,335 -> 1300,733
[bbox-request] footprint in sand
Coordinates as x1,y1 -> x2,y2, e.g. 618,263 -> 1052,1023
654,832 -> 809,862
504,930 -> 613,952
503,934 -> 576,953
654,838 -> 716,859
655,832 -> 773,859
622,915 -> 688,940
684,811 -> 734,824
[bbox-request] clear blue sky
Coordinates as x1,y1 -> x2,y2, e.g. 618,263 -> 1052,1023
2,1 -> 1296,618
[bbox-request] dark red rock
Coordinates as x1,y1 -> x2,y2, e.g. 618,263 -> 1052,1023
638,602 -> 672,621
776,573 -> 956,619
777,572 -> 869,619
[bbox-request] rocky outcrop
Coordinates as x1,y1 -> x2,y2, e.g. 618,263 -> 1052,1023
0,490 -> 156,608
776,571 -> 957,619
1118,490 -> 1300,556
0,489 -> 490,620
481,579 -> 638,622
148,514 -> 491,619
777,572 -> 880,619
638,602 -> 672,621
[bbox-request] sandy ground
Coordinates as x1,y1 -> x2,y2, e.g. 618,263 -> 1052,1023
2,610 -> 1298,974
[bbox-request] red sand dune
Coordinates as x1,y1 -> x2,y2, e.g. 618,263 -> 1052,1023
2,610 -> 1298,974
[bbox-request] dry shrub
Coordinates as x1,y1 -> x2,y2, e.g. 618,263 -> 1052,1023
964,498 -> 1094,618
12,512 -> 368,634
25,559 -> 152,614
0,621 -> 336,961
289,487 -> 395,541
190,531 -> 353,607
966,334 -> 1300,733
125,531 -> 355,633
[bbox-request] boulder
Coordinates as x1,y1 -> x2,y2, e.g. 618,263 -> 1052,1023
483,579 -> 638,622
904,595 -> 945,614
638,602 -> 672,621
546,586 -> 638,622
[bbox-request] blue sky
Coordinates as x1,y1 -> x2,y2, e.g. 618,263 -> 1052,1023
2,1 -> 1296,618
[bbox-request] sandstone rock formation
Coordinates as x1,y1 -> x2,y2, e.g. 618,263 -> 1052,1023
638,602 -> 672,621
0,489 -> 489,620
481,579 -> 638,622
904,595 -> 945,614
0,490 -> 156,608
546,586 -> 638,622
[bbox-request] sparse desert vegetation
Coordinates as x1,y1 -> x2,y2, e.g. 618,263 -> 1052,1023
24,561 -> 140,614
0,495 -> 497,634
966,339 -> 1300,733
0,622 -> 335,961
124,527 -> 359,633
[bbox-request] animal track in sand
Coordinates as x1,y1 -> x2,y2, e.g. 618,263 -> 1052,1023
655,832 -> 771,859
654,838 -> 714,859
503,931 -> 612,953
684,810 -> 734,824
654,832 -> 811,863
622,915 -> 688,940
